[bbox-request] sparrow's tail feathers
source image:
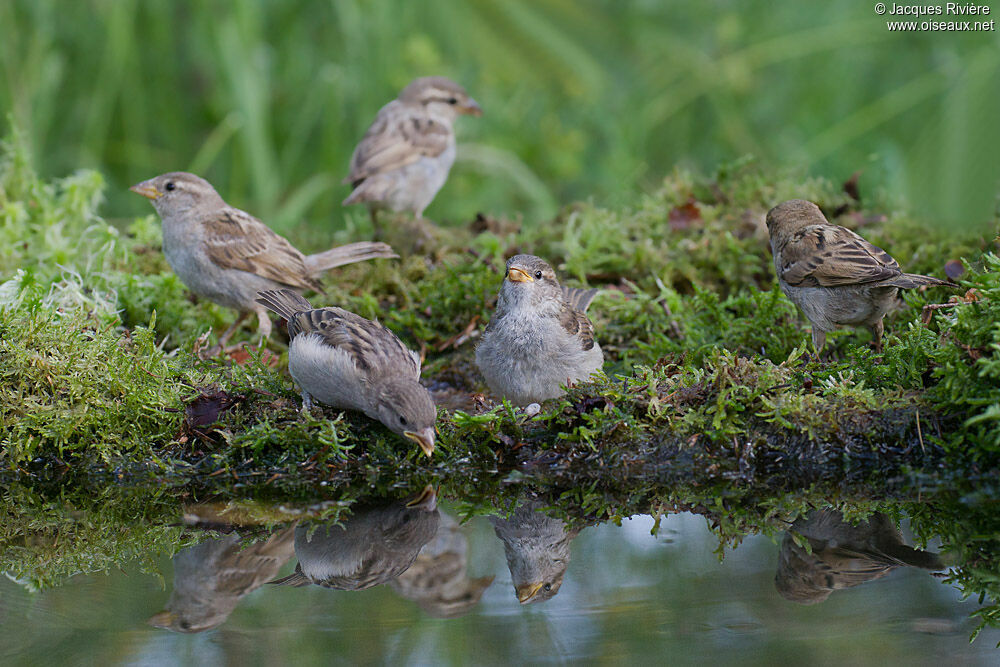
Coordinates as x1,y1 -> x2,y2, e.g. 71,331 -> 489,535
885,273 -> 957,289
255,289 -> 312,322
267,569 -> 312,587
305,242 -> 397,274
880,543 -> 945,571
562,286 -> 600,312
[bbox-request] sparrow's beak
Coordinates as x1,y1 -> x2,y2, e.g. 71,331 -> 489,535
406,484 -> 438,511
460,98 -> 483,116
506,266 -> 534,283
404,427 -> 436,457
148,610 -> 177,629
130,180 -> 162,200
516,582 -> 545,604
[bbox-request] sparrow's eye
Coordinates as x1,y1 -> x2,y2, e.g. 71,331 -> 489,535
399,416 -> 407,425
534,270 -> 543,280
447,97 -> 458,105
179,620 -> 191,630
543,583 -> 552,592
165,181 -> 176,191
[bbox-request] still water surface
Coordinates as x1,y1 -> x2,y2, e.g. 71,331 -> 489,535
1,503 -> 996,665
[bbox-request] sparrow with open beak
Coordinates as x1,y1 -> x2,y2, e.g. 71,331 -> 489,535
476,254 -> 604,406
767,199 -> 956,352
130,171 -> 396,351
255,289 -> 437,456
343,76 -> 482,237
270,487 -> 440,590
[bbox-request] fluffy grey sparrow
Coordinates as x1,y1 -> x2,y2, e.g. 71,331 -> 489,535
776,510 -> 943,604
389,512 -> 494,618
255,289 -> 436,456
476,254 -> 603,406
343,76 -> 482,236
490,501 -> 581,604
149,527 -> 295,633
131,172 -> 397,348
271,487 -> 439,590
767,199 -> 955,352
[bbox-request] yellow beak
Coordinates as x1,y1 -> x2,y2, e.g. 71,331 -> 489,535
130,180 -> 162,200
516,582 -> 545,604
506,267 -> 534,283
148,610 -> 177,628
404,428 -> 436,457
405,484 -> 438,511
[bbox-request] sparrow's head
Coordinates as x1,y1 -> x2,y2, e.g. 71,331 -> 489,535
130,171 -> 225,218
374,379 -> 437,457
399,76 -> 482,120
498,254 -> 564,311
765,199 -> 829,241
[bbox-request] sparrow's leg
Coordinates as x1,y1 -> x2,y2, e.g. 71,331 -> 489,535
810,328 -> 827,356
870,319 -> 884,354
370,207 -> 382,241
301,391 -> 315,415
217,312 -> 248,348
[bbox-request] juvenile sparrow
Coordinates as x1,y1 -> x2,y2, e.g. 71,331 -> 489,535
766,199 -> 955,352
343,76 -> 482,236
490,501 -> 581,604
776,510 -> 943,604
131,172 -> 397,348
270,487 -> 439,590
476,254 -> 603,406
255,289 -> 436,456
389,512 -> 494,618
149,527 -> 296,633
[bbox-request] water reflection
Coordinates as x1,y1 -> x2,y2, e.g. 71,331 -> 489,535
389,512 -> 494,618
148,527 -> 295,633
490,500 -> 582,604
272,485 -> 440,590
776,510 -> 944,604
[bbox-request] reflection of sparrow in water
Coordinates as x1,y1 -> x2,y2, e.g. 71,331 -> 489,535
490,501 -> 580,604
389,512 -> 494,618
776,510 -> 944,604
149,527 -> 295,633
476,254 -> 603,406
131,172 -> 396,349
766,199 -> 955,352
343,76 -> 482,237
271,487 -> 439,591
255,289 -> 437,457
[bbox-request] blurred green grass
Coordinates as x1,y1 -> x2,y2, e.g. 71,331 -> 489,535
1,0 -> 998,233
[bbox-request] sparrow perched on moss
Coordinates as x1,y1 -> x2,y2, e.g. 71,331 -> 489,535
766,199 -> 955,352
389,512 -> 494,618
343,76 -> 482,236
255,289 -> 436,456
776,510 -> 943,605
270,487 -> 439,590
476,254 -> 603,406
131,172 -> 396,349
149,527 -> 296,633
490,501 -> 581,604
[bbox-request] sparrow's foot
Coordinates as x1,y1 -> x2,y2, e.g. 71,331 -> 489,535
300,392 -> 315,418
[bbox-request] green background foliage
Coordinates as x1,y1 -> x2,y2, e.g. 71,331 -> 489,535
1,0 -> 998,234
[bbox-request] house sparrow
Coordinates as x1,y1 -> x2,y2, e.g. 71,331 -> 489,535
131,171 -> 397,349
148,526 -> 295,633
389,512 -> 494,618
255,289 -> 436,456
476,254 -> 603,406
490,501 -> 581,604
766,199 -> 955,352
343,76 -> 482,237
270,487 -> 439,590
776,510 -> 944,605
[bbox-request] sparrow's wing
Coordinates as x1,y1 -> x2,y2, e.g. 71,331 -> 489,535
561,286 -> 599,312
201,208 -> 321,292
345,101 -> 451,184
557,304 -> 597,352
289,307 -> 419,376
777,224 -> 902,287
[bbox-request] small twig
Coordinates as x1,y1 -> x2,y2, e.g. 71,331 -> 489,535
916,409 -> 925,455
